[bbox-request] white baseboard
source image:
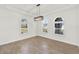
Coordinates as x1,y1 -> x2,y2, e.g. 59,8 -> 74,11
38,35 -> 79,47
0,35 -> 79,47
0,35 -> 36,46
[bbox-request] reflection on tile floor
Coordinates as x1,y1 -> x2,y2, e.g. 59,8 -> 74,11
0,36 -> 79,54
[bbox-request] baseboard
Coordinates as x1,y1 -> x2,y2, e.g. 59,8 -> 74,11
0,35 -> 79,47
37,35 -> 79,47
0,35 -> 36,46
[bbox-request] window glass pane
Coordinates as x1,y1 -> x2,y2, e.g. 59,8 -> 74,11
42,17 -> 48,33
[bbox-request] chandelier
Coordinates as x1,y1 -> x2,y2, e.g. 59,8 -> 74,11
34,4 -> 44,21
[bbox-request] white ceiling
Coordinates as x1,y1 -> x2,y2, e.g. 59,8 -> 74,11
0,4 -> 77,16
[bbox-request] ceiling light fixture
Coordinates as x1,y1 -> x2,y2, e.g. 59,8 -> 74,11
34,4 -> 44,21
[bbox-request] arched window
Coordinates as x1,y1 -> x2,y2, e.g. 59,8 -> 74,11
55,17 -> 64,35
21,18 -> 28,34
42,17 -> 49,33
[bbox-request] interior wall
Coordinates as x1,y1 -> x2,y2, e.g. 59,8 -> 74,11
0,5 -> 79,46
76,6 -> 79,46
37,6 -> 79,46
0,7 -> 36,45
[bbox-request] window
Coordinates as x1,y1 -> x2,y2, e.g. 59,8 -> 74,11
55,17 -> 64,35
42,17 -> 48,33
21,18 -> 28,34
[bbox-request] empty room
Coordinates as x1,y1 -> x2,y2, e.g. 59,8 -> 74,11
0,4 -> 79,54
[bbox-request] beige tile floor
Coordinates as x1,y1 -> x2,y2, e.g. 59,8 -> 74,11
0,36 -> 79,54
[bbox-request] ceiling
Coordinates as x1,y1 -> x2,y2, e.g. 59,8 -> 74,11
0,4 -> 77,16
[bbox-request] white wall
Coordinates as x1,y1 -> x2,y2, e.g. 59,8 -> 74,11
37,6 -> 79,46
0,5 -> 79,46
76,5 -> 79,46
0,7 -> 36,45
